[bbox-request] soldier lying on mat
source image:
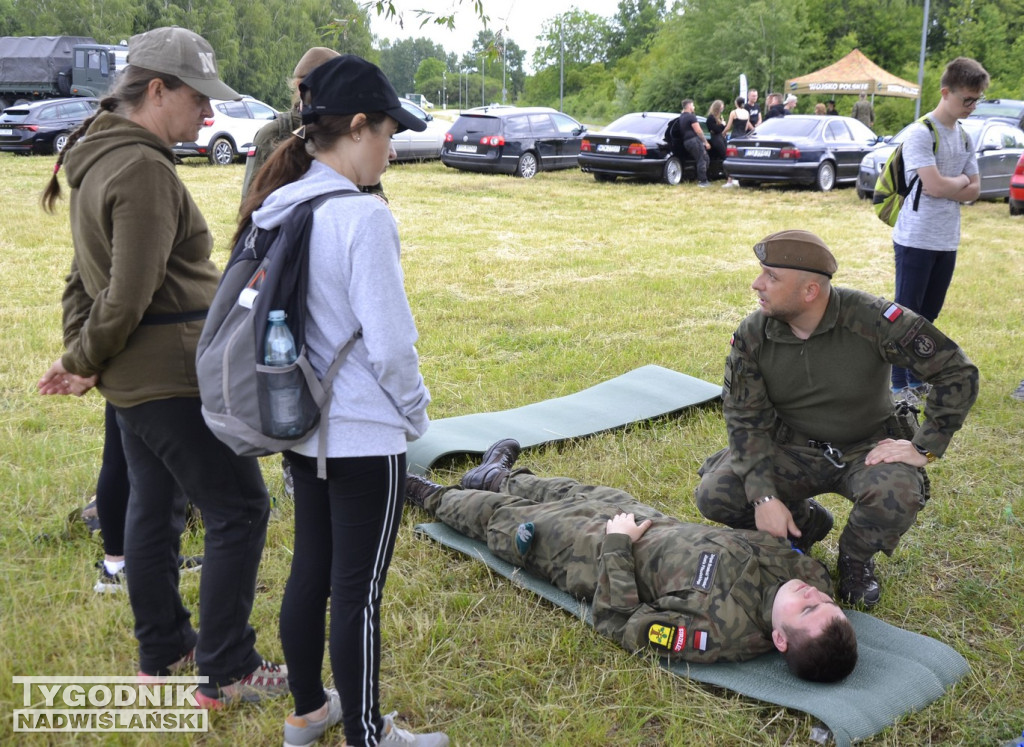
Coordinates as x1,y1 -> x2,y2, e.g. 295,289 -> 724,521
406,439 -> 857,683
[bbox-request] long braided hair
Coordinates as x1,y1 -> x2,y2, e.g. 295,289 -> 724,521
40,67 -> 187,213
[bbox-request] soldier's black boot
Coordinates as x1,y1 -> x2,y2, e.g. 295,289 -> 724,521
838,554 -> 881,608
405,473 -> 443,509
792,498 -> 834,554
459,439 -> 521,492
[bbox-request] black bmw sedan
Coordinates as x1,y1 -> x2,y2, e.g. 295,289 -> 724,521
724,115 -> 881,191
578,111 -> 708,185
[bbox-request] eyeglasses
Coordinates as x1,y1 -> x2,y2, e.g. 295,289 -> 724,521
955,93 -> 983,107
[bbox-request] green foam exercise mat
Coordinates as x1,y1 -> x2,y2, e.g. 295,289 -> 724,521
415,521 -> 970,747
407,365 -> 722,475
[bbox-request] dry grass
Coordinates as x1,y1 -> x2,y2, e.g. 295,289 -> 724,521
1,152 -> 1022,745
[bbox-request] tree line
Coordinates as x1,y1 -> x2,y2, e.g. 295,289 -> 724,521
3,0 -> 1021,132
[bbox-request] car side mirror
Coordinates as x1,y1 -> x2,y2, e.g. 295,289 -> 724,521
573,125 -> 587,135
425,113 -> 434,122
979,143 -> 1001,152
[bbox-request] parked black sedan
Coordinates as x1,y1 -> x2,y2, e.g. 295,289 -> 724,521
578,111 -> 710,185
0,97 -> 98,155
724,115 -> 881,191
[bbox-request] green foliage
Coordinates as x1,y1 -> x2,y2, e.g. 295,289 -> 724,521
379,36 -> 450,99
532,9 -> 615,71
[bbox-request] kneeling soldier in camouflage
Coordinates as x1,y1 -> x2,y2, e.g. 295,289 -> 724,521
407,439 -> 858,683
695,229 -> 978,609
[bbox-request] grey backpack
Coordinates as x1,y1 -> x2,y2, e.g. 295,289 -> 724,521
196,189 -> 363,478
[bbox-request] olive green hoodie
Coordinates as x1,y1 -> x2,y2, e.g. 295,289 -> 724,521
60,111 -> 221,407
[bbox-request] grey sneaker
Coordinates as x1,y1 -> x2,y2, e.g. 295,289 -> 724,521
283,688 -> 342,747
379,712 -> 449,746
1012,380 -> 1024,402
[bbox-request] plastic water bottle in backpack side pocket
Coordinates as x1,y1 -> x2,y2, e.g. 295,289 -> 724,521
264,310 -> 302,437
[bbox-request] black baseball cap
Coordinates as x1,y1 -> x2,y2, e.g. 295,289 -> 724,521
299,55 -> 426,133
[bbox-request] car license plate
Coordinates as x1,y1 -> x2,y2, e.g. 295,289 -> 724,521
746,148 -> 772,158
0,128 -> 12,136
596,144 -> 619,153
455,144 -> 477,153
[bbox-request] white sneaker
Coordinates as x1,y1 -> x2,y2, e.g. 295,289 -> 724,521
378,712 -> 449,746
722,181 -> 737,188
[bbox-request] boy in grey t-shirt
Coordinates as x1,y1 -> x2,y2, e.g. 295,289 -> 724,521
890,56 -> 988,402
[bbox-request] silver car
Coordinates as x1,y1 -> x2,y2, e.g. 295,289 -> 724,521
857,117 -> 1024,200
391,98 -> 450,162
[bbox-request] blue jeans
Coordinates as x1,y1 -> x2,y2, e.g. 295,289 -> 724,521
891,243 -> 957,389
115,397 -> 269,688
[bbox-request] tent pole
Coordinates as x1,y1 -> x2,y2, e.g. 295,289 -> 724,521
915,0 -> 930,118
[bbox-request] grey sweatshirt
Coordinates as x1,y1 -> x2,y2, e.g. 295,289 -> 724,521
252,160 -> 430,457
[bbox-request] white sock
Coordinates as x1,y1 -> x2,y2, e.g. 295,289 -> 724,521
104,559 -> 125,575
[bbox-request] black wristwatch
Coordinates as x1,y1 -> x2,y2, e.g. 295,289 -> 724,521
913,444 -> 937,463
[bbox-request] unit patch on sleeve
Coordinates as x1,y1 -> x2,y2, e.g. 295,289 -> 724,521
883,303 -> 903,322
692,551 -> 719,591
912,334 -> 936,358
647,623 -> 687,653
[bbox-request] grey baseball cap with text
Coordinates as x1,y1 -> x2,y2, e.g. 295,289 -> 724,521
128,27 -> 240,101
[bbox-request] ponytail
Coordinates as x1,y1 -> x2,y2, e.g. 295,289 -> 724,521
41,96 -> 118,213
40,66 -> 186,213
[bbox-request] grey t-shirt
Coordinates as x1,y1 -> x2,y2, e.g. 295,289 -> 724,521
892,115 -> 977,252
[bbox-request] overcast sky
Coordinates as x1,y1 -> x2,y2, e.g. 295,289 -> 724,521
369,0 -> 623,71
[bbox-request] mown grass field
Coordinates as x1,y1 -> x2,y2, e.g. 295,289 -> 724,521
1,151 -> 1022,746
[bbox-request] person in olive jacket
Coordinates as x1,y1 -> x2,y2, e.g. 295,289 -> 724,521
695,230 -> 978,610
406,440 -> 857,683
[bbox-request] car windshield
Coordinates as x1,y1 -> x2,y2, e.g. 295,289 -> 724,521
602,114 -> 670,135
751,118 -> 819,138
450,115 -> 501,137
972,101 -> 1023,118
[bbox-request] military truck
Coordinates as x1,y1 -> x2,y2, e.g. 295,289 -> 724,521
0,36 -> 128,110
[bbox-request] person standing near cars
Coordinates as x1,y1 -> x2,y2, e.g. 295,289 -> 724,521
745,89 -> 761,128
239,55 -> 444,747
851,92 -> 874,129
39,26 -> 286,708
889,57 -> 989,404
670,99 -> 710,187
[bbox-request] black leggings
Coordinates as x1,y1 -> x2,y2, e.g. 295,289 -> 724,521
96,401 -> 129,557
280,452 -> 405,747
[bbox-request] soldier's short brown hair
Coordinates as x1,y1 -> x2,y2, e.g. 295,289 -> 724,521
781,616 -> 858,682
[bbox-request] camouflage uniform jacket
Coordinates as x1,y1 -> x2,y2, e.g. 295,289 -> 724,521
724,286 -> 978,502
587,520 -> 832,663
439,478 -> 833,664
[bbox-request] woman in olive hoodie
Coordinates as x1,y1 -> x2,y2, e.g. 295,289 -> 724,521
38,27 -> 285,709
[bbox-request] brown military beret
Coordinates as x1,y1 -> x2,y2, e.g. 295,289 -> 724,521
293,47 -> 340,79
753,229 -> 838,278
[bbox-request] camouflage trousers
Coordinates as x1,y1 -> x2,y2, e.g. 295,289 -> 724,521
694,440 -> 928,560
425,471 -> 669,598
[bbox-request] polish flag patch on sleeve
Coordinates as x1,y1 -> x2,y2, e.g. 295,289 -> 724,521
693,630 -> 709,651
883,303 -> 903,322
